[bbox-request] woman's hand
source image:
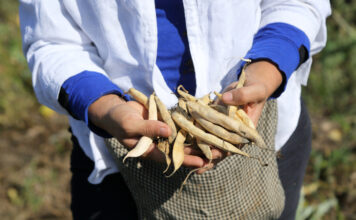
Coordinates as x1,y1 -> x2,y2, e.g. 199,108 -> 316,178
221,61 -> 283,126
88,94 -> 210,169
195,61 -> 284,174
199,61 -> 283,173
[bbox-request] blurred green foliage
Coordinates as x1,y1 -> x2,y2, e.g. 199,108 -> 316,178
301,1 -> 356,219
0,1 -> 35,129
304,0 -> 356,121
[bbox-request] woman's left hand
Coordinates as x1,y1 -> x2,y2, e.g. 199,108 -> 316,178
221,61 -> 283,126
197,61 -> 283,174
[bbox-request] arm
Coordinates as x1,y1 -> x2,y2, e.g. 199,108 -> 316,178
20,1 -> 207,169
20,1 -> 132,136
20,0 -> 168,148
222,0 -> 331,125
20,1 -> 108,114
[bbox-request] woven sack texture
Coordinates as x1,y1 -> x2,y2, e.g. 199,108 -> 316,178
105,100 -> 285,219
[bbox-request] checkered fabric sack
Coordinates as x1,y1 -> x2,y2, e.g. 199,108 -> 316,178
105,100 -> 285,219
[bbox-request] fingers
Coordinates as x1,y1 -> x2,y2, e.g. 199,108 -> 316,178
183,145 -> 226,160
221,61 -> 283,107
221,81 -> 238,94
121,138 -> 140,148
182,155 -> 206,168
136,120 -> 172,138
141,144 -> 165,163
211,147 -> 226,160
184,145 -> 204,156
126,101 -> 148,118
244,102 -> 265,127
121,119 -> 172,139
137,143 -> 230,174
221,83 -> 268,106
181,145 -> 230,174
195,149 -> 230,174
196,163 -> 214,174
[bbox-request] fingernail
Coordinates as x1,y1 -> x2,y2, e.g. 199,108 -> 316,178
159,127 -> 168,137
207,163 -> 214,169
223,92 -> 233,102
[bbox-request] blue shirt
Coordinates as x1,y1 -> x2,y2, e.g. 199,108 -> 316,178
155,0 -> 196,95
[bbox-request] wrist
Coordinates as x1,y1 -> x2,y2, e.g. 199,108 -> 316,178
245,61 -> 283,98
88,94 -> 126,129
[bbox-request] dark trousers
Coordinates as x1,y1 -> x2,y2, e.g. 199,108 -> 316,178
70,101 -> 311,220
70,135 -> 138,220
277,100 -> 312,220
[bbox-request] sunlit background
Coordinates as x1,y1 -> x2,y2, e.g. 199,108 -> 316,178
0,1 -> 355,219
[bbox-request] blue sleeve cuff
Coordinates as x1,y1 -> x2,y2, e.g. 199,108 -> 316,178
58,71 -> 130,137
238,22 -> 310,98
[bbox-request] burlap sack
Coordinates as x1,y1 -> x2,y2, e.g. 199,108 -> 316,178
105,100 -> 285,219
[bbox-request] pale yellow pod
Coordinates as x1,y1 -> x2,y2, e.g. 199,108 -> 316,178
171,111 -> 249,156
236,63 -> 247,89
194,123 -> 213,161
148,94 -> 157,120
166,129 -> 187,177
154,94 -> 177,143
196,139 -> 213,161
214,91 -> 222,100
177,85 -> 206,105
123,93 -> 157,162
177,98 -> 194,140
209,104 -> 228,115
157,140 -> 172,173
186,101 -> 266,149
236,109 -> 255,129
127,88 -> 149,108
178,98 -> 187,112
199,93 -> 212,105
227,105 -> 238,119
123,136 -> 153,163
227,59 -> 249,118
192,112 -> 249,145
177,85 -> 196,101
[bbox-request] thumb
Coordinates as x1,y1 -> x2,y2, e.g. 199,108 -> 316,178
221,84 -> 267,106
136,120 -> 171,138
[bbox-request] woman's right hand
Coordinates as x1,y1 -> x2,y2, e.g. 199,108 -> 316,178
89,94 -> 170,148
88,94 -> 210,169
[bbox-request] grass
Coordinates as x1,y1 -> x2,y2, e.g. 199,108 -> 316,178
299,2 -> 356,218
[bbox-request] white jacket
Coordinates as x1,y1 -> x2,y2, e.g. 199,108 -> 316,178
20,0 -> 331,184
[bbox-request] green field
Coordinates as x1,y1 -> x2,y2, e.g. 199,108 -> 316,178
0,1 -> 355,219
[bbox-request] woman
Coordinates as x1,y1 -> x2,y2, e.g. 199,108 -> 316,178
20,1 -> 331,219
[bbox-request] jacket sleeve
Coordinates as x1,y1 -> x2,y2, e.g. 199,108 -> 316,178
260,0 -> 331,56
19,0 -> 108,115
